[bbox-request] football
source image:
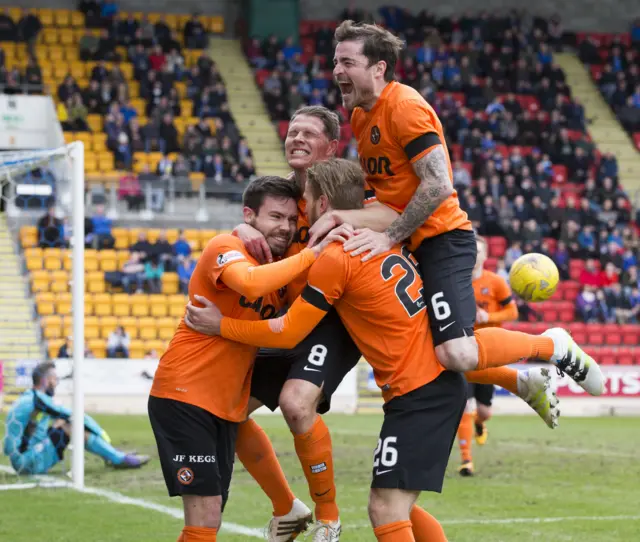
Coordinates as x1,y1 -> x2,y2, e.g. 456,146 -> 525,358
509,253 -> 560,302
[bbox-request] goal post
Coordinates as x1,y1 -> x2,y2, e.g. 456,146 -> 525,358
0,141 -> 85,489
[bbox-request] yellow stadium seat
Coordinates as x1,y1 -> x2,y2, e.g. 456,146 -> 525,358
44,249 -> 62,270
169,303 -> 185,318
119,316 -> 138,339
87,114 -> 103,132
112,294 -> 131,317
129,339 -> 145,359
48,47 -> 64,61
62,316 -> 72,338
165,229 -> 179,243
37,299 -> 55,316
62,250 -> 72,271
100,316 -> 118,338
85,249 -> 99,271
42,28 -> 58,45
54,63 -> 69,79
209,16 -> 224,34
99,154 -> 115,173
130,294 -> 149,317
64,47 -> 79,61
88,339 -> 106,358
138,317 -> 157,340
161,272 -> 179,295
120,63 -> 133,80
111,228 -> 129,250
149,294 -> 168,317
43,315 -> 63,339
51,278 -> 69,293
36,292 -> 55,304
71,11 -> 84,28
199,230 -> 217,245
183,229 -> 201,250
26,255 -> 43,271
48,339 -> 65,359
38,9 -> 54,26
99,250 -> 118,272
158,317 -> 177,340
85,316 -> 100,339
57,293 -> 72,316
87,271 -> 105,294
93,293 -> 112,316
31,270 -> 50,293
54,9 -> 72,27
192,251 -> 202,261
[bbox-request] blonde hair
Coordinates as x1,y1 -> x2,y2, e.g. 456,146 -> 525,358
334,20 -> 405,82
306,158 -> 365,210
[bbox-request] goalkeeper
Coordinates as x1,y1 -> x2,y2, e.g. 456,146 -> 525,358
3,362 -> 149,474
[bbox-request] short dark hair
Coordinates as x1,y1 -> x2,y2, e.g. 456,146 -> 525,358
243,176 -> 302,213
32,362 -> 55,387
334,20 -> 405,82
290,105 -> 341,142
306,158 -> 365,210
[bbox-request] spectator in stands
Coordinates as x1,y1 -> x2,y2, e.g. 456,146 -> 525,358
0,8 -> 16,42
24,58 -> 42,94
37,206 -> 64,249
106,326 -> 130,358
144,258 -> 164,293
579,259 -> 601,287
184,14 -> 207,49
89,204 -> 115,249
178,255 -> 196,294
130,231 -> 153,262
17,8 -> 41,57
67,93 -> 90,131
153,230 -> 174,270
173,230 -> 191,261
58,75 -> 80,103
159,114 -> 179,153
100,0 -> 118,25
114,132 -> 132,169
122,252 -> 145,293
118,169 -> 144,211
504,241 -> 523,270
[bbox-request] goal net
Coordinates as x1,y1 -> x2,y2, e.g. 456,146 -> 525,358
1,142 -> 86,489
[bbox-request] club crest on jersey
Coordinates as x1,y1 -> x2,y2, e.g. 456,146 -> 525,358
370,125 -> 381,144
482,287 -> 489,295
217,250 -> 245,266
177,467 -> 194,485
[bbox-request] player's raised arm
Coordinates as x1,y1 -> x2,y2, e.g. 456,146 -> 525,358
385,100 -> 453,245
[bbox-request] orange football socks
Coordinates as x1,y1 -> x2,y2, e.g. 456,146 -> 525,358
293,415 -> 339,522
475,328 -> 554,370
178,526 -> 217,541
457,412 -> 474,463
410,506 -> 448,542
465,367 -> 519,395
374,520 -> 414,541
235,419 -> 295,516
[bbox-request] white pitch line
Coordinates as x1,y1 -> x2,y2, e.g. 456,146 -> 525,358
0,465 -> 263,538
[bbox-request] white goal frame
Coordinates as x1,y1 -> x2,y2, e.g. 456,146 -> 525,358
1,141 -> 85,488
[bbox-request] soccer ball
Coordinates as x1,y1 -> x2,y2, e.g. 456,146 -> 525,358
509,253 -> 559,302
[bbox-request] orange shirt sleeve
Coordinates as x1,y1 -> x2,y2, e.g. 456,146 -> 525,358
487,275 -> 518,324
219,247 -> 349,349
220,247 -> 317,299
389,99 -> 442,163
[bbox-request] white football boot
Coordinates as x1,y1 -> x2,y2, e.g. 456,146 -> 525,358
306,519 -> 341,542
542,328 -> 605,396
516,367 -> 560,428
266,498 -> 312,542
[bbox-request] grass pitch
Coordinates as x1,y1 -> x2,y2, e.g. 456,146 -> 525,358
1,413 -> 639,541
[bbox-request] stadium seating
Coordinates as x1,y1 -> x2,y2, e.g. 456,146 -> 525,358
20,224 -> 229,359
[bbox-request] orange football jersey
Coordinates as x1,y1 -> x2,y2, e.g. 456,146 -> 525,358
150,235 -> 287,422
221,243 -> 444,403
351,81 -> 471,251
473,270 -> 516,330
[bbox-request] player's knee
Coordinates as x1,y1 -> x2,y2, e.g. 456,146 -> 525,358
279,381 -> 321,434
368,489 -> 409,527
435,337 -> 478,372
182,495 -> 222,529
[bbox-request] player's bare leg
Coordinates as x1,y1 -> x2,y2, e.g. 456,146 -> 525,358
279,379 -> 341,540
236,397 -> 311,541
179,495 -> 220,541
436,327 -> 604,397
370,488 -> 445,541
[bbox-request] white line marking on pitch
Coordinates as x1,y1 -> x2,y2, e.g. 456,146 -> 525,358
0,465 -> 263,538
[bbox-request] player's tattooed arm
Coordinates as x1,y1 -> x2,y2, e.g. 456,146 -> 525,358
385,145 -> 453,243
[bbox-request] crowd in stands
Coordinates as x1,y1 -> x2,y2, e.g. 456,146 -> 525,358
581,21 -> 640,143
0,8 -> 44,93
246,8 -> 640,324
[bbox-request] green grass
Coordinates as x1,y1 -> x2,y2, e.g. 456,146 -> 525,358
2,413 -> 640,541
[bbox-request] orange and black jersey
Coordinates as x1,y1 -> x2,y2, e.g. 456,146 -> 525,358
150,234 -> 317,422
473,270 -> 518,329
219,242 -> 444,403
351,81 -> 471,251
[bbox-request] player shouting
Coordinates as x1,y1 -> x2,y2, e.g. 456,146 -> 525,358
309,20 -> 604,398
